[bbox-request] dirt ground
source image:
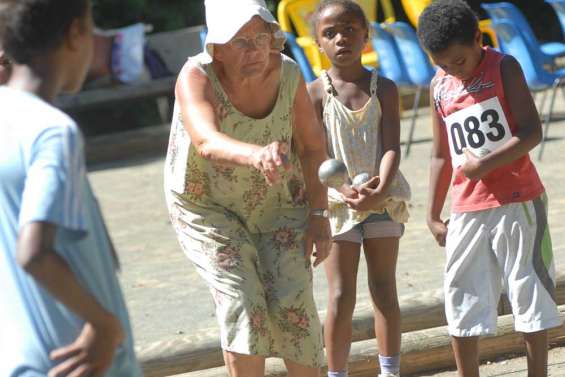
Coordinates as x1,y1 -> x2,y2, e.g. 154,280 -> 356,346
88,101 -> 565,375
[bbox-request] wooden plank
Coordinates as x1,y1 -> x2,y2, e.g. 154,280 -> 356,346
54,26 -> 204,113
139,289 -> 446,377
147,25 -> 204,74
55,76 -> 176,112
85,124 -> 170,165
140,277 -> 565,376
176,305 -> 565,377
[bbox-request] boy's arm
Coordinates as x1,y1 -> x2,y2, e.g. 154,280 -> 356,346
17,126 -> 124,376
17,222 -> 124,376
461,55 -> 542,180
427,83 -> 453,247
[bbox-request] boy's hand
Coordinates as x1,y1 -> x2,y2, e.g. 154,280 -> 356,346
48,315 -> 124,377
343,176 -> 385,211
427,218 -> 449,247
461,148 -> 486,180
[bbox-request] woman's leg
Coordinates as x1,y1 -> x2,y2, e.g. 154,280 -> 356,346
363,237 -> 401,373
224,352 -> 265,377
324,240 -> 362,373
285,359 -> 320,377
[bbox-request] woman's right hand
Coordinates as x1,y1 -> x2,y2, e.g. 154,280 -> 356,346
250,141 -> 291,185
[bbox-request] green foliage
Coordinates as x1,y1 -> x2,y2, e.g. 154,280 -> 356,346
91,0 -> 282,32
92,0 -> 205,31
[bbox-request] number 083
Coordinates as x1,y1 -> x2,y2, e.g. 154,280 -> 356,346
450,109 -> 507,155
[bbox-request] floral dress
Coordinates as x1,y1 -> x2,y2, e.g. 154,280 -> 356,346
164,53 -> 323,367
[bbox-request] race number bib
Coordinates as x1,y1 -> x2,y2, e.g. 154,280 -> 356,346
444,97 -> 512,168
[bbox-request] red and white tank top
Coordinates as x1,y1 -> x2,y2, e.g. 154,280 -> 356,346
433,47 -> 544,213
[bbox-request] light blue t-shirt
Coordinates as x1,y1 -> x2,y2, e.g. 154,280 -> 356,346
0,87 -> 140,376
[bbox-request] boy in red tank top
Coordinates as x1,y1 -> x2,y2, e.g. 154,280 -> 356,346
418,1 -> 561,376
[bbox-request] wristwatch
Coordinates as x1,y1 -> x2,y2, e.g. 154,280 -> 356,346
310,208 -> 329,218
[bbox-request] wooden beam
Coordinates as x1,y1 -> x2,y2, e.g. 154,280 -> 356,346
85,124 -> 170,165
139,288 -> 446,376
141,277 -> 565,376
55,77 -> 176,112
176,305 -> 565,377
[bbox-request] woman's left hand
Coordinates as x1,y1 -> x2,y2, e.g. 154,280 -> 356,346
305,216 -> 331,267
343,176 -> 386,211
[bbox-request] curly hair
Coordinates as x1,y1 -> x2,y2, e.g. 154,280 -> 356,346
417,0 -> 479,54
310,0 -> 369,34
0,0 -> 89,64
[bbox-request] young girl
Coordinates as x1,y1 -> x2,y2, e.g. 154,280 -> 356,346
307,1 -> 411,376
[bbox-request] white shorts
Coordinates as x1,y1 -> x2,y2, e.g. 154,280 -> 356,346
444,194 -> 561,337
333,212 -> 404,244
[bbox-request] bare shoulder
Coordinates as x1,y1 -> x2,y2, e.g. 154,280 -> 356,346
176,60 -> 208,93
376,75 -> 398,103
499,54 -> 524,84
175,58 -> 216,106
307,77 -> 324,100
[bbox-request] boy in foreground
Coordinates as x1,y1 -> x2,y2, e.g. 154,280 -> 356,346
0,0 -> 140,375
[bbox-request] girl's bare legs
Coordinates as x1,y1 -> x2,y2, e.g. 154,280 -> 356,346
324,241 -> 362,372
364,237 -> 401,373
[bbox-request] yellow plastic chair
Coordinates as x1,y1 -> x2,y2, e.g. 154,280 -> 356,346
399,0 -> 498,48
277,0 -> 396,77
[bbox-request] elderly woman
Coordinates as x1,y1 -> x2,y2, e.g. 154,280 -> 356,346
164,0 -> 331,376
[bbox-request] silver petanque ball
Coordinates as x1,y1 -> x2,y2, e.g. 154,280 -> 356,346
352,172 -> 370,188
318,159 -> 349,188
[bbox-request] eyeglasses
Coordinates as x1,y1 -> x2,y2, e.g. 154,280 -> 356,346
229,32 -> 271,50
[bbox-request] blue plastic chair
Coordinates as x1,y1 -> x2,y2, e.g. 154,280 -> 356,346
283,32 -> 316,82
199,27 -> 207,50
371,22 -> 412,86
490,20 -> 565,160
384,21 -> 436,156
482,2 -> 565,66
371,22 -> 422,155
546,0 -> 565,40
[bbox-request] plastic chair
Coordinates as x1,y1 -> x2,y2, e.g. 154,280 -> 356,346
399,0 -> 499,48
482,2 -> 565,65
384,22 -> 435,156
490,20 -> 565,160
546,0 -> 565,40
370,22 -> 411,86
199,27 -> 207,50
371,22 -> 425,155
277,0 -> 394,78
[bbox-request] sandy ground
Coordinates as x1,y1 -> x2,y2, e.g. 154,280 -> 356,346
88,100 -> 565,375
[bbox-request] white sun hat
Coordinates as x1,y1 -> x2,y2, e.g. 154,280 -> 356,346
202,0 -> 286,62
